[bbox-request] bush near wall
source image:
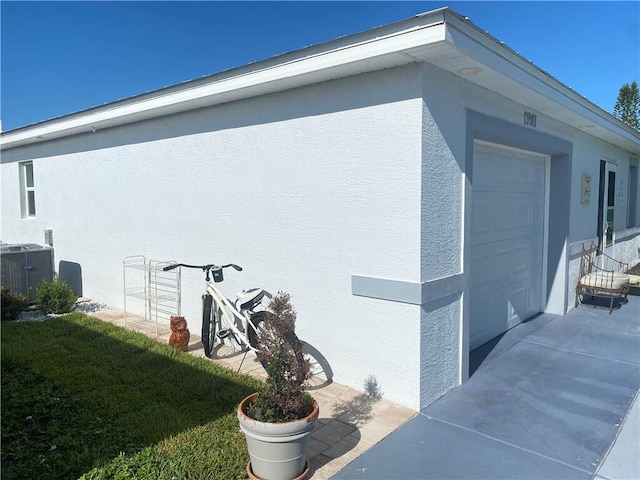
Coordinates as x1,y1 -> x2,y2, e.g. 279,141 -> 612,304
1,287 -> 28,321
36,280 -> 77,315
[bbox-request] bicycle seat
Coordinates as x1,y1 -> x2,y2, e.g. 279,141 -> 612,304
236,288 -> 264,310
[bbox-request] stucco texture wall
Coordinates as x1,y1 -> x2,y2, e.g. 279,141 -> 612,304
1,65 -> 426,409
418,64 -> 466,407
3,58 -> 638,411
417,61 -> 638,408
566,135 -> 640,298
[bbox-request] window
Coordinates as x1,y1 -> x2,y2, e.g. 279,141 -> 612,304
628,162 -> 638,228
597,160 -> 616,252
606,170 -> 615,246
20,161 -> 36,217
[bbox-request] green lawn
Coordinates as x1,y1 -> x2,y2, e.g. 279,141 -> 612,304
1,313 -> 264,479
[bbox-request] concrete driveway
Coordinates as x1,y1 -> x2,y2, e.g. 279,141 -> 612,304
334,294 -> 640,479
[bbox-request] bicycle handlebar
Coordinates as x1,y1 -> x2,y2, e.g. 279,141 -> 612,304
162,262 -> 242,272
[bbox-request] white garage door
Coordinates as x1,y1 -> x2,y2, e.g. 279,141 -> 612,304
470,141 -> 547,350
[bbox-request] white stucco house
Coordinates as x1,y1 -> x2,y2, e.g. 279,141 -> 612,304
2,7 -> 639,411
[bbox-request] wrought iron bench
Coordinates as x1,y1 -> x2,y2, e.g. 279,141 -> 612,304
575,242 -> 630,314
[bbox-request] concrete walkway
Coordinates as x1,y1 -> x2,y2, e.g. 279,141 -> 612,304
596,392 -> 640,480
334,295 -> 640,479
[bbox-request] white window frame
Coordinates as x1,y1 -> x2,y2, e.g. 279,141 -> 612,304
20,161 -> 36,218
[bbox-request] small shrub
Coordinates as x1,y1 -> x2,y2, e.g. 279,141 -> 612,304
36,280 -> 77,314
1,286 -> 28,321
249,292 -> 313,423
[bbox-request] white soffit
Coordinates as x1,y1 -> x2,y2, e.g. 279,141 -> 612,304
435,13 -> 639,153
1,7 -> 638,153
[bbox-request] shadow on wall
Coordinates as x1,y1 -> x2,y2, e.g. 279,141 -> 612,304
59,261 -> 83,297
364,374 -> 383,399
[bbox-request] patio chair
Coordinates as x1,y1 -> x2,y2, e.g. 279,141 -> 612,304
575,242 -> 630,314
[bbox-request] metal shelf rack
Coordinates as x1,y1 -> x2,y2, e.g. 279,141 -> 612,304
123,255 -> 181,335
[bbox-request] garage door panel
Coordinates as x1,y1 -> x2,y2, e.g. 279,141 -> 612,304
470,296 -> 510,349
470,141 -> 546,351
474,145 -> 546,193
471,238 -> 542,296
510,274 -> 543,326
471,191 -> 545,247
470,235 -> 544,299
470,275 -> 542,348
474,173 -> 544,194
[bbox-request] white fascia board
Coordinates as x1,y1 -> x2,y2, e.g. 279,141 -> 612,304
0,20 -> 446,150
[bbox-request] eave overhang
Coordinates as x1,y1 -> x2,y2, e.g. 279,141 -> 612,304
1,7 -> 638,153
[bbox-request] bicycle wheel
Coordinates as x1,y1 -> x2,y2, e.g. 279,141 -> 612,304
201,294 -> 216,358
247,311 -> 267,366
301,341 -> 334,390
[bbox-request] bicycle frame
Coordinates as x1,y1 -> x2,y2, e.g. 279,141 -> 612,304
204,280 -> 261,352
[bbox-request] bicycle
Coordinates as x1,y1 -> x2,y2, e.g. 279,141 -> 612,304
162,262 -> 266,361
163,261 -> 334,388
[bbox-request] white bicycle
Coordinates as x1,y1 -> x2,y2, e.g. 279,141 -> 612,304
162,262 -> 266,360
163,261 -> 333,388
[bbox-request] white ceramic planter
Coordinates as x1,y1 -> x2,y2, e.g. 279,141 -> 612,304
238,393 -> 319,480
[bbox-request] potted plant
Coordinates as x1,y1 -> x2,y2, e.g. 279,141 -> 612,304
237,292 -> 319,480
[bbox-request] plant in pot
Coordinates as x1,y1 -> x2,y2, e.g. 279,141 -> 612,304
237,292 -> 318,480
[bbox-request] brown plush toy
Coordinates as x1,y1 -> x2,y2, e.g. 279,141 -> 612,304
169,316 -> 190,351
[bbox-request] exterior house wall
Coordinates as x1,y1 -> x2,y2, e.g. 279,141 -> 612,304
420,61 -> 639,275
2,54 -> 638,412
1,65 -> 426,409
417,62 -> 572,405
566,134 -> 640,297
569,134 -> 639,242
418,62 -> 638,407
419,63 -> 466,407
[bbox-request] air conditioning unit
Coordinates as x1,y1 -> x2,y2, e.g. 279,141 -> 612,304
1,244 -> 54,301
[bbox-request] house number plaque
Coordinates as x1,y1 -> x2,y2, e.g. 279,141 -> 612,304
524,111 -> 537,128
581,174 -> 591,205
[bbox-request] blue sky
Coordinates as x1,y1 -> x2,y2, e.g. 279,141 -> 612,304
1,1 -> 638,132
